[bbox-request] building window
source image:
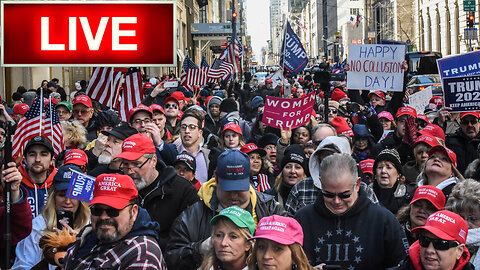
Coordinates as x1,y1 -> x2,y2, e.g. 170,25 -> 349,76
350,8 -> 360,15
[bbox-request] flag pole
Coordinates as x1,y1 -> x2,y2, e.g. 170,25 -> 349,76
281,19 -> 288,93
49,98 -> 53,144
109,68 -> 114,109
39,84 -> 43,136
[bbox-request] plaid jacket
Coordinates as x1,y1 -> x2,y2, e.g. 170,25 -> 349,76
63,226 -> 166,270
285,177 -> 378,216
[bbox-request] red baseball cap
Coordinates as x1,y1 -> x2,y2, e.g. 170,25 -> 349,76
429,96 -> 443,106
116,134 -> 156,161
64,149 -> 88,166
417,114 -> 431,124
428,145 -> 457,168
359,159 -> 374,175
90,174 -> 138,209
378,111 -> 394,122
149,104 -> 165,115
331,116 -> 354,137
171,91 -> 188,102
419,124 -> 445,141
396,106 -> 417,119
368,91 -> 386,101
222,122 -> 243,135
73,95 -> 92,108
460,111 -> 480,119
127,104 -> 153,122
249,215 -> 304,246
411,210 -> 468,245
413,134 -> 440,148
13,103 -> 29,115
410,185 -> 445,211
164,96 -> 180,106
265,78 -> 273,84
143,82 -> 153,89
240,143 -> 266,157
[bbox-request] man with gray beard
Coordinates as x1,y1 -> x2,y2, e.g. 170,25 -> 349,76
116,133 -> 200,250
89,122 -> 138,177
63,173 -> 167,269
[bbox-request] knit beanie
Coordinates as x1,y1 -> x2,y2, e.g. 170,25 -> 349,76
208,96 -> 223,107
331,116 -> 354,136
331,88 -> 348,102
219,98 -> 238,113
373,149 -> 403,175
252,96 -> 264,109
258,133 -> 279,148
281,144 -> 306,171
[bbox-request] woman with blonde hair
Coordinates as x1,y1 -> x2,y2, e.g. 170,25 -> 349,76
417,145 -> 463,200
247,215 -> 313,270
201,206 -> 255,270
61,120 -> 88,150
13,164 -> 90,270
220,122 -> 245,149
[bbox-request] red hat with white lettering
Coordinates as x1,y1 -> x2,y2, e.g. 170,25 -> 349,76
222,122 -> 243,135
417,114 -> 431,124
116,134 -> 156,161
13,103 -> 29,115
64,149 -> 88,166
412,210 -> 468,244
265,78 -> 273,84
460,111 -> 480,120
428,145 -> 457,168
359,159 -> 374,175
127,104 -> 153,122
331,116 -> 354,136
90,173 -> 138,209
429,96 -> 444,106
368,91 -> 386,101
240,143 -> 266,157
410,185 -> 445,211
73,95 -> 92,108
413,134 -> 440,148
396,106 -> 417,119
149,104 -> 165,115
420,124 -> 445,141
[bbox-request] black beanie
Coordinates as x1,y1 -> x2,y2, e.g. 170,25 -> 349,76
258,133 -> 279,148
281,144 -> 307,171
219,98 -> 238,113
373,149 -> 403,175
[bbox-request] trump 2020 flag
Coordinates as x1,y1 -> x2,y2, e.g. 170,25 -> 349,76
66,169 -> 96,203
280,21 -> 308,76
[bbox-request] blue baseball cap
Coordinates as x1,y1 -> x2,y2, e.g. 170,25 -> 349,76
53,164 -> 81,191
216,149 -> 250,191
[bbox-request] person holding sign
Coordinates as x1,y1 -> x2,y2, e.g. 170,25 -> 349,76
13,164 -> 90,270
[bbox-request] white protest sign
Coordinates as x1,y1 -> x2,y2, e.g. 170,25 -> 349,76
408,87 -> 433,114
347,44 -> 406,91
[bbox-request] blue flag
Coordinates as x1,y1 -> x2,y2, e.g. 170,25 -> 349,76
66,169 -> 96,203
280,21 -> 308,76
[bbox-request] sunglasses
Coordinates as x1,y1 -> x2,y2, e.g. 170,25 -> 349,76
418,235 -> 459,250
416,120 -> 428,128
329,108 -> 337,114
165,103 -> 178,109
90,204 -> 134,217
321,185 -> 355,199
461,118 -> 478,125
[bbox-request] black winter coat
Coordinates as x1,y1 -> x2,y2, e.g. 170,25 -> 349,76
446,128 -> 480,174
165,187 -> 286,270
294,189 -> 408,269
138,162 -> 200,251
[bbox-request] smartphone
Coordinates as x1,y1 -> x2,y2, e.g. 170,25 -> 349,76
284,83 -> 291,97
56,210 -> 74,230
164,81 -> 179,88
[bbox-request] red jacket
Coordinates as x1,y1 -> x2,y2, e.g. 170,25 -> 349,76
0,186 -> 33,245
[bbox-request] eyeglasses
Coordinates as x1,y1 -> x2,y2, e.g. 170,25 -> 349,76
119,158 -> 151,171
418,235 -> 459,250
165,103 -> 178,109
73,109 -> 90,115
132,118 -> 152,125
90,204 -> 134,217
321,185 -> 355,199
329,108 -> 337,114
180,124 -> 198,131
461,118 -> 479,125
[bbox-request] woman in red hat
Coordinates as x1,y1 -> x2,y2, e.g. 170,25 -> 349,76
240,143 -> 275,193
220,122 -> 245,150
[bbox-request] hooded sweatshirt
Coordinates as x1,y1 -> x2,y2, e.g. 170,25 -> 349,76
19,163 -> 57,218
63,207 -> 167,270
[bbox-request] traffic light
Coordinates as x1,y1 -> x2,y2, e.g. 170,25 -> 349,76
467,12 -> 475,28
232,12 -> 238,19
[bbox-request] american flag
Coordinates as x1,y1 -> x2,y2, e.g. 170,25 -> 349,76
118,67 -> 143,121
208,59 -> 234,81
12,96 -> 44,159
86,67 -> 124,107
44,98 -> 64,157
220,22 -> 241,74
180,56 -> 208,89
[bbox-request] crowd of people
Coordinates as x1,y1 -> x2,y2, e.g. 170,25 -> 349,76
0,65 -> 479,270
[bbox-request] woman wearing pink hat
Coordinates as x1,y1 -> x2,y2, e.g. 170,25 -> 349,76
247,215 -> 314,270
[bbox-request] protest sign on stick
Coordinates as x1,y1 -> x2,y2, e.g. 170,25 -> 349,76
347,44 -> 406,91
262,92 -> 315,130
408,86 -> 433,114
66,169 -> 96,203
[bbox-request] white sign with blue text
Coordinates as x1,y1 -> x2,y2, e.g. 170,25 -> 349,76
347,44 -> 406,91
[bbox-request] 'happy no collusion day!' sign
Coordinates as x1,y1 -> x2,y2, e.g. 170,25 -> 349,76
1,1 -> 175,66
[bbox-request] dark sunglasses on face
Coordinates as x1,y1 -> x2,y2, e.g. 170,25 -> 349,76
329,108 -> 337,114
416,120 -> 428,128
461,118 -> 478,125
90,204 -> 133,217
321,187 -> 354,199
165,103 -> 178,109
418,234 -> 459,250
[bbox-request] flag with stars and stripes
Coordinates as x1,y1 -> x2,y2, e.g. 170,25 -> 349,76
12,96 -> 44,159
180,56 -> 202,90
118,67 -> 143,121
44,98 -> 64,157
86,67 -> 124,107
220,22 -> 240,74
208,58 -> 234,81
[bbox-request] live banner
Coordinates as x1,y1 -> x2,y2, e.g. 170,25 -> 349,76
347,44 -> 405,91
443,75 -> 480,112
262,92 -> 315,130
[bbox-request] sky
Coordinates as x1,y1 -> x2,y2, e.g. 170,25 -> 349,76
245,0 -> 270,61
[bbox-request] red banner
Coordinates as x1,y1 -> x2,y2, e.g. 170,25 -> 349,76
2,2 -> 174,66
